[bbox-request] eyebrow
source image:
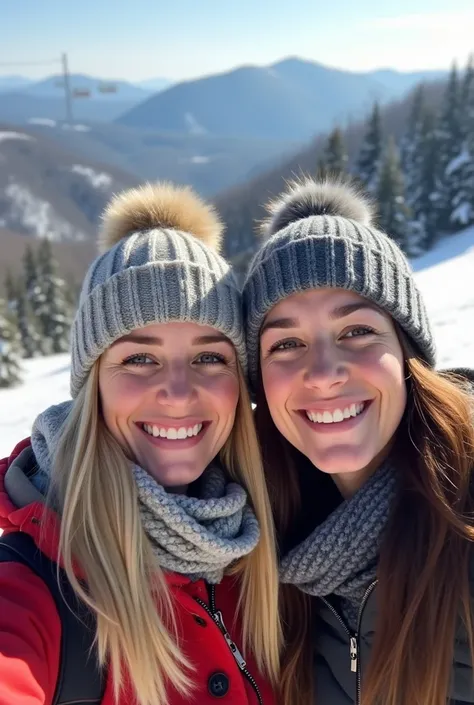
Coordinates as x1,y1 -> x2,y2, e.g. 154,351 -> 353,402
329,302 -> 383,320
261,302 -> 384,334
109,332 -> 231,347
193,334 -> 232,345
260,317 -> 298,336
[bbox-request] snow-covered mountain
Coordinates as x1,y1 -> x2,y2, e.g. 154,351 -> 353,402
0,125 -> 137,241
0,223 -> 473,458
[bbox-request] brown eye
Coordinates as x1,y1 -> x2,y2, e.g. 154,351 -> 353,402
343,326 -> 375,339
269,339 -> 302,353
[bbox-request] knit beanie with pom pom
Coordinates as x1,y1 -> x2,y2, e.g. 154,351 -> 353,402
70,182 -> 244,397
243,178 -> 435,387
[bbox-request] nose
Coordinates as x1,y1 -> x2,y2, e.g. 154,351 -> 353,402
303,342 -> 349,391
155,363 -> 197,407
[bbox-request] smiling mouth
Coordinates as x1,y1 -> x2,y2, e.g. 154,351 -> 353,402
304,402 -> 369,425
141,422 -> 205,440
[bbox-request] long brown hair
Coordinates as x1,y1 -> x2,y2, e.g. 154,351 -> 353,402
256,344 -> 474,705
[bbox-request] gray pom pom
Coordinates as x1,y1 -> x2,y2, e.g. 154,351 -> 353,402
262,178 -> 374,238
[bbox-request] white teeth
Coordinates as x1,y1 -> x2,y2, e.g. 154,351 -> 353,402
142,423 -> 204,440
306,403 -> 366,425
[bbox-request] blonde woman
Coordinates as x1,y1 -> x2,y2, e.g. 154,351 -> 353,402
0,184 -> 281,705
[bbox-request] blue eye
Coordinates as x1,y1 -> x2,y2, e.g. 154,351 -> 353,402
123,353 -> 154,366
269,339 -> 301,353
343,326 -> 375,338
196,352 -> 226,365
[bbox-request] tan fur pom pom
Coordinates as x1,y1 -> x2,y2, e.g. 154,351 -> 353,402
261,177 -> 375,238
99,182 -> 224,253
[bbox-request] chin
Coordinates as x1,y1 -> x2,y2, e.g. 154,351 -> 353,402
306,445 -> 376,476
146,463 -> 206,489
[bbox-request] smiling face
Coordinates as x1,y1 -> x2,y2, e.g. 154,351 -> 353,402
98,322 -> 240,490
259,288 -> 407,493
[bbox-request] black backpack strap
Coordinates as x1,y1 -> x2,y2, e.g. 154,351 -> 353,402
0,532 -> 104,705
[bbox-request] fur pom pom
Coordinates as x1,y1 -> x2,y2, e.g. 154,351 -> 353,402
261,178 -> 374,238
99,182 -> 224,253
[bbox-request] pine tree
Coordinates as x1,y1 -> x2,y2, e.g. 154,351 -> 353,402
356,102 -> 383,192
414,108 -> 444,250
436,63 -> 464,231
0,299 -> 22,387
400,86 -> 426,211
16,281 -> 43,358
23,244 -> 38,298
3,271 -> 26,358
4,271 -> 18,312
22,244 -> 49,355
319,127 -> 348,177
450,55 -> 474,229
376,138 -> 412,253
36,238 -> 71,354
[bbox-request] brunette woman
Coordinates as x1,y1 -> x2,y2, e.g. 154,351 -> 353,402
243,178 -> 474,705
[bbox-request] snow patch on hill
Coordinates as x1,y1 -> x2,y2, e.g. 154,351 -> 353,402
71,164 -> 113,189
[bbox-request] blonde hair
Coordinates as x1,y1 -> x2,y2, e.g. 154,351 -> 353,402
49,361 -> 281,705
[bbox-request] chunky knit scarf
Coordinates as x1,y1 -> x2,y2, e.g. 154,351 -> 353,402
279,459 -> 397,623
30,401 -> 260,584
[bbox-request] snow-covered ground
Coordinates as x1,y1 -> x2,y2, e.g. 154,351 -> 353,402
412,225 -> 474,369
0,225 -> 473,458
0,354 -> 70,457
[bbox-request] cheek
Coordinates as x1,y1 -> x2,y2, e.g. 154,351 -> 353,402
202,374 -> 240,419
99,371 -> 146,426
360,349 -> 407,413
261,361 -> 295,408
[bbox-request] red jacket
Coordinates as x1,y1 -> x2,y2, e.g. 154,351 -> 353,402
0,439 -> 277,705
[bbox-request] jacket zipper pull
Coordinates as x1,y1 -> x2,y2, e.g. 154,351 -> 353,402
350,637 -> 358,673
213,610 -> 247,669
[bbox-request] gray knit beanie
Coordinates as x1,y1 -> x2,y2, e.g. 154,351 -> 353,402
70,182 -> 245,397
243,178 -> 435,387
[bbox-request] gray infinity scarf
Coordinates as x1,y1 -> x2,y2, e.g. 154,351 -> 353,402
30,401 -> 260,584
279,459 -> 397,617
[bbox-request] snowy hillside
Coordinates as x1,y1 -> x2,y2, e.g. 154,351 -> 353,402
0,125 -> 137,240
0,225 -> 473,458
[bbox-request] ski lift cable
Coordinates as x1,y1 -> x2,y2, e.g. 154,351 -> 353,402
0,59 -> 60,67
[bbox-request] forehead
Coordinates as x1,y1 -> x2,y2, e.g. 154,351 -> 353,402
124,321 -> 224,338
107,321 -> 232,350
266,288 -> 372,319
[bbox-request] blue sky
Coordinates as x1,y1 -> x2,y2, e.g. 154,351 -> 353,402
2,0 -> 473,82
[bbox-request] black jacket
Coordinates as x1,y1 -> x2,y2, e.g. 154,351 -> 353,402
313,580 -> 474,704
310,367 -> 474,703
306,368 -> 474,705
